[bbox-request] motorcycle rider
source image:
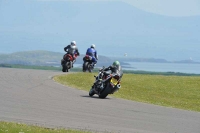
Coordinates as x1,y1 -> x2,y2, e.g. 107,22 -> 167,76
102,61 -> 123,80
64,41 -> 80,67
92,61 -> 123,90
85,44 -> 98,67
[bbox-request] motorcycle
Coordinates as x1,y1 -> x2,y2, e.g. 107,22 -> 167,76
82,55 -> 94,72
61,53 -> 78,72
89,67 -> 121,98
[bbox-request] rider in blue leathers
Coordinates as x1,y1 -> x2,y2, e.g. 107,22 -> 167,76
85,44 -> 98,66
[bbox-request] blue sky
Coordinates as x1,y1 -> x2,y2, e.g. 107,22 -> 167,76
1,0 -> 200,61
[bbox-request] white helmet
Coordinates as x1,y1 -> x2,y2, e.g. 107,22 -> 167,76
91,44 -> 95,48
71,41 -> 76,46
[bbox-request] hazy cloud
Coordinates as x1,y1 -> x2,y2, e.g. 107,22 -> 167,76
37,0 -> 200,16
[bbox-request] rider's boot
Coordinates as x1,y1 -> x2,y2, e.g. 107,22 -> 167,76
91,83 -> 96,90
72,58 -> 76,68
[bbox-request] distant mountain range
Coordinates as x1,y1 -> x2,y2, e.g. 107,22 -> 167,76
0,51 -> 199,69
0,0 -> 200,61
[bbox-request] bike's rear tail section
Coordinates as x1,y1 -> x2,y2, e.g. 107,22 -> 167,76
61,54 -> 74,72
83,55 -> 93,72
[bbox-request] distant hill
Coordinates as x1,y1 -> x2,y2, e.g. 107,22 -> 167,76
0,51 -> 199,70
0,50 -> 114,67
0,51 -> 62,66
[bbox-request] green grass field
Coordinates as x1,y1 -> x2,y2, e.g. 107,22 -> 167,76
0,122 -> 91,133
54,72 -> 200,112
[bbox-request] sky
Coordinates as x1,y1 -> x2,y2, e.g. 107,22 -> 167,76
1,0 -> 199,61
124,0 -> 200,16
38,0 -> 200,17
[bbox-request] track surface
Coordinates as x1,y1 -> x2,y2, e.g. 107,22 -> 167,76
0,68 -> 199,133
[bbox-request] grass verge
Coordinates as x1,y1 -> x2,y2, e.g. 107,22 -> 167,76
54,72 -> 200,112
0,121 -> 91,133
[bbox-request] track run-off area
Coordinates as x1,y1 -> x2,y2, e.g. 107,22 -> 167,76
0,68 -> 199,133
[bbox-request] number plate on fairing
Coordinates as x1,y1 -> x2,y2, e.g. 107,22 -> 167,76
111,78 -> 118,85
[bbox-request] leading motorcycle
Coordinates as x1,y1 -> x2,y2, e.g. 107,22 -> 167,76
89,67 -> 121,98
61,53 -> 78,72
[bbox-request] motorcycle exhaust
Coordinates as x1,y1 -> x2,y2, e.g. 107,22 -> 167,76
117,84 -> 121,89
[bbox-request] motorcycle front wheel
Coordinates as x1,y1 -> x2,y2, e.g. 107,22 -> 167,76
89,88 -> 95,97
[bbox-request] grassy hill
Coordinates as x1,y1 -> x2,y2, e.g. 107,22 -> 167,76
0,50 -> 62,66
0,50 -> 115,67
54,72 -> 200,112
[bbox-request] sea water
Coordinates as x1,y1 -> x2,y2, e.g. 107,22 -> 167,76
123,62 -> 200,74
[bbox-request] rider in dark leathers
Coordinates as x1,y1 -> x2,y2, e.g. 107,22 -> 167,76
64,41 -> 80,67
92,61 -> 123,89
102,61 -> 123,80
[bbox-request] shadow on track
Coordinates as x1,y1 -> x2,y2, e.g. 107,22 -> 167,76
81,95 -> 111,100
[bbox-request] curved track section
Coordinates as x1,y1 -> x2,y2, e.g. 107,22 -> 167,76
0,68 -> 199,133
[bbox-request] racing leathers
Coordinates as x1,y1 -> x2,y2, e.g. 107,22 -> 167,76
64,44 -> 79,66
102,65 -> 123,81
85,47 -> 98,66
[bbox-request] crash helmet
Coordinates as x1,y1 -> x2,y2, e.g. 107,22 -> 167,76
71,41 -> 76,46
112,61 -> 120,68
91,44 -> 95,48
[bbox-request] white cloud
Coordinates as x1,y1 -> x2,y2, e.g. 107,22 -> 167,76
37,0 -> 200,16
122,0 -> 200,16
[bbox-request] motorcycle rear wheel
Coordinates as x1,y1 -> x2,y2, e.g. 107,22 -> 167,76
99,84 -> 111,99
83,62 -> 87,72
62,65 -> 66,72
66,62 -> 71,72
88,64 -> 92,73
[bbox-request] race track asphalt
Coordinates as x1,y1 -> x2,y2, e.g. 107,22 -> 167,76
0,68 -> 199,133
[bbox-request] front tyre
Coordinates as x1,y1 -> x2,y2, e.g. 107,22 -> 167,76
89,88 -> 95,97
